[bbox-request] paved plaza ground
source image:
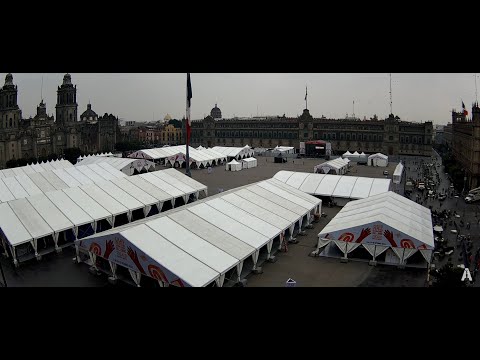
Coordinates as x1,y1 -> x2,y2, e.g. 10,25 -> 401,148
0,155 -> 435,287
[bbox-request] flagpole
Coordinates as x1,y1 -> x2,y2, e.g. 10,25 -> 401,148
185,73 -> 192,177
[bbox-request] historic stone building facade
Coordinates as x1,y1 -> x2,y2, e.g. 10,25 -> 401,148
0,73 -> 119,168
451,103 -> 480,188
188,105 -> 433,157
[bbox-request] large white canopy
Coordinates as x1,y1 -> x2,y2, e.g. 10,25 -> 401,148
273,171 -> 392,200
0,169 -> 208,265
0,159 -> 73,179
316,191 -> 434,266
76,178 -> 321,287
242,157 -> 257,169
128,145 -> 227,167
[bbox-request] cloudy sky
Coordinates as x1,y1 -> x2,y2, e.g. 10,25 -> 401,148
4,73 -> 479,125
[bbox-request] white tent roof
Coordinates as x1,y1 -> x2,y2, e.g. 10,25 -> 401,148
8,198 -> 53,241
26,194 -> 74,233
0,203 -> 33,246
110,178 -> 159,208
94,180 -> 144,212
212,146 -> 254,158
318,191 -> 434,249
62,187 -> 112,223
77,178 -> 321,287
273,171 -> 392,200
368,153 -> 388,160
352,151 -> 360,156
79,184 -> 128,217
242,157 -> 257,163
45,191 -> 94,227
343,151 -> 352,156
228,159 -> 240,165
0,160 -> 74,180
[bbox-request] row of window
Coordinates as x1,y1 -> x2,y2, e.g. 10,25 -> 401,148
208,131 -> 300,139
214,123 -> 298,129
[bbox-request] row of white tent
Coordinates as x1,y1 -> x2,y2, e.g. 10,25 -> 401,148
314,158 -> 350,175
0,168 -> 207,266
76,156 -> 155,176
273,170 -> 392,206
76,178 -> 322,287
226,158 -> 258,171
129,145 -> 228,168
77,152 -> 115,161
315,191 -> 433,267
0,159 -> 73,179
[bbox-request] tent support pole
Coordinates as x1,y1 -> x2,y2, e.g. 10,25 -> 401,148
11,246 -> 19,267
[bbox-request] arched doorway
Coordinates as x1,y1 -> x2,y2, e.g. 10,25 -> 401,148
41,148 -> 47,157
388,146 -> 394,155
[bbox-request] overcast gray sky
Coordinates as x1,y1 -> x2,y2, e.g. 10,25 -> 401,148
4,73 -> 479,125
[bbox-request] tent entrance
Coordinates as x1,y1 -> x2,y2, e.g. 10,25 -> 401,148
347,246 -> 372,262
114,213 -> 130,227
404,250 -> 428,268
131,209 -> 145,222
96,219 -> 112,233
57,229 -> 77,248
78,224 -> 95,239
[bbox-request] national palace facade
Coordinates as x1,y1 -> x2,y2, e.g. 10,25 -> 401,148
187,105 -> 433,157
0,73 -> 118,168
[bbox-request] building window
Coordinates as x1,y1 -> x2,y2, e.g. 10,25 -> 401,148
304,132 -> 308,138
352,134 -> 356,141
389,136 -> 393,141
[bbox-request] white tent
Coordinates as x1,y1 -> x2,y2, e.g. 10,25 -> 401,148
242,157 -> 257,169
212,146 -> 255,160
273,146 -> 295,155
343,151 -> 352,157
75,178 -> 321,287
128,145 -> 227,168
226,159 -> 242,171
273,170 -> 392,204
368,153 -> 388,167
0,160 -> 73,179
393,162 -> 404,184
314,158 -> 348,175
352,151 -> 360,156
314,191 -> 433,268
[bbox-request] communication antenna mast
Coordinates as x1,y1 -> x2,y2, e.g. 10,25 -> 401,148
353,100 -> 355,118
475,73 -> 478,103
41,75 -> 44,102
389,73 -> 393,115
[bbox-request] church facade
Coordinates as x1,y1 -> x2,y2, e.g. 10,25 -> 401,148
0,73 -> 119,167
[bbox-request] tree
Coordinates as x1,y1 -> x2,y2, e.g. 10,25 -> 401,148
5,159 -> 18,168
431,263 -> 466,287
63,147 -> 82,165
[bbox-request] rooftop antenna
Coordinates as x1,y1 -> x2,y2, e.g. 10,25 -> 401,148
41,75 -> 43,102
353,100 -> 355,118
389,73 -> 393,115
305,85 -> 308,110
475,73 -> 478,104
257,104 -> 258,117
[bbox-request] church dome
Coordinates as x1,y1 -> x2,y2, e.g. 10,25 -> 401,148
210,104 -> 222,119
81,103 -> 98,122
164,114 -> 172,121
